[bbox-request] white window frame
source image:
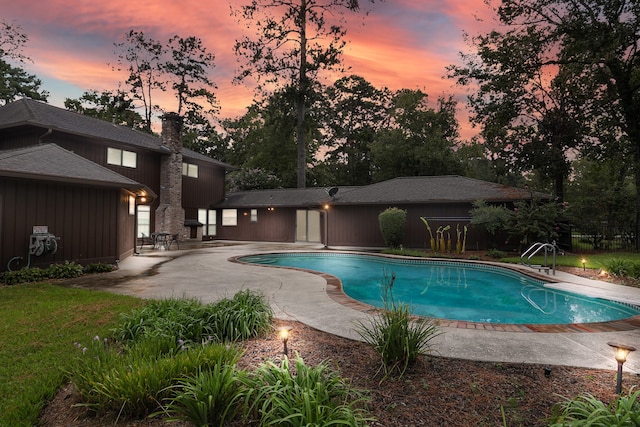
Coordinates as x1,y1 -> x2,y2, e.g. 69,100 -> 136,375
222,209 -> 237,226
250,209 -> 258,222
137,205 -> 151,238
198,208 -> 217,236
182,162 -> 199,178
107,147 -> 137,168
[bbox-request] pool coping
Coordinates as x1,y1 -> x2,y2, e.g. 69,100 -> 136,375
230,251 -> 640,333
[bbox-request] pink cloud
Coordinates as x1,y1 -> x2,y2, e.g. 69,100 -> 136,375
2,0 -> 494,141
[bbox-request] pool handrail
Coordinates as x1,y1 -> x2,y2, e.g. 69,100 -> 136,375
520,241 -> 556,275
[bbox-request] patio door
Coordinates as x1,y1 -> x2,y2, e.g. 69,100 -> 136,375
296,210 -> 321,243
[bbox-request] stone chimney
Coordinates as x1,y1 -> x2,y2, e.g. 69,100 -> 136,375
155,112 -> 185,236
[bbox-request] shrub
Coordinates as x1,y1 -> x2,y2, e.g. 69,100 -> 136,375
46,261 -> 83,279
0,267 -> 47,285
549,387 -> 640,426
84,262 -> 116,274
242,355 -> 372,426
487,249 -> 507,259
599,257 -> 630,277
356,271 -> 441,377
379,207 -> 407,248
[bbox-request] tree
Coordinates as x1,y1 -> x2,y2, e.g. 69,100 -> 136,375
565,157 -> 636,250
113,30 -> 164,132
233,0 -> 376,188
0,20 -> 48,105
370,89 -> 463,181
320,75 -> 390,185
469,0 -> 640,246
64,89 -> 142,128
449,28 -> 586,201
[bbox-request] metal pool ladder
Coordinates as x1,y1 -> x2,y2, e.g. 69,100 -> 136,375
520,241 -> 557,275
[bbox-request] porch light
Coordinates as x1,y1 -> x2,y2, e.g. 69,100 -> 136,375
278,326 -> 292,356
581,258 -> 586,271
323,203 -> 330,210
607,342 -> 636,393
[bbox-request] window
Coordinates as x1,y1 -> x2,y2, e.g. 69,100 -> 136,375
129,195 -> 135,216
222,209 -> 237,226
137,205 -> 151,238
182,162 -> 198,178
107,147 -> 137,168
250,209 -> 258,222
198,209 -> 217,236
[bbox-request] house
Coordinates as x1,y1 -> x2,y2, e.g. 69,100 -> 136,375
0,99 -> 544,272
0,99 -> 230,271
214,176 -> 542,250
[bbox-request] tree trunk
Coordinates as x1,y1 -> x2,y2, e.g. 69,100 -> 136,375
296,0 -> 308,188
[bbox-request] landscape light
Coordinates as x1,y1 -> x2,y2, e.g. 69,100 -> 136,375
607,342 -> 636,393
278,326 -> 292,356
581,258 -> 586,271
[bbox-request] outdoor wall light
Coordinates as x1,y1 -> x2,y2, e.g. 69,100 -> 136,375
323,204 -> 330,210
607,341 -> 636,393
581,258 -> 587,271
278,326 -> 293,356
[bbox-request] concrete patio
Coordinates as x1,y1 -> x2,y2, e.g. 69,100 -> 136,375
76,242 -> 640,374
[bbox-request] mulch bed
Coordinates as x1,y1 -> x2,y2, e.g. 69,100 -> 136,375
40,263 -> 640,426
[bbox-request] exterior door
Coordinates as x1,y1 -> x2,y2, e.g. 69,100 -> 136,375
296,210 -> 321,243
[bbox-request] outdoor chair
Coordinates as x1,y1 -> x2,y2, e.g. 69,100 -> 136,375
168,233 -> 180,250
139,232 -> 155,250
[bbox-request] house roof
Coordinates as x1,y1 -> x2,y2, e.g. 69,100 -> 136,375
217,176 -> 546,208
0,143 -> 156,197
0,98 -> 232,168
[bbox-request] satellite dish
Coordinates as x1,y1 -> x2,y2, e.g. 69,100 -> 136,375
327,187 -> 339,197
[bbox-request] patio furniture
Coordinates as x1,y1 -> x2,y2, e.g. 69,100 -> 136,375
139,232 -> 155,250
168,233 -> 180,250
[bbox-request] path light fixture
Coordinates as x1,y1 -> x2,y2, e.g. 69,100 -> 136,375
581,258 -> 587,271
278,326 -> 293,356
607,342 -> 636,393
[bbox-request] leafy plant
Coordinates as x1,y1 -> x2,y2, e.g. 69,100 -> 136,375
46,261 -> 84,279
356,271 -> 441,377
420,217 -> 436,252
209,289 -> 273,342
163,364 -> 248,427
379,207 -> 407,248
70,337 -> 242,418
241,355 -> 372,426
84,262 -> 116,274
549,387 -> 640,426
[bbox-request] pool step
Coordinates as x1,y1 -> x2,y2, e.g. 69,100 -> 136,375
529,264 -> 551,274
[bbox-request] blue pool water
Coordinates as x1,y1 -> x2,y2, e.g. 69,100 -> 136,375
240,253 -> 640,324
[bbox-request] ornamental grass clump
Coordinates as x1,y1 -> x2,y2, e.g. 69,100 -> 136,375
241,355 -> 373,426
162,364 -> 248,427
69,334 -> 242,419
549,387 -> 640,426
357,271 -> 441,378
209,289 -> 273,341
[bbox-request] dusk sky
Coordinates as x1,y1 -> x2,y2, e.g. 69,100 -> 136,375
2,0 -> 499,140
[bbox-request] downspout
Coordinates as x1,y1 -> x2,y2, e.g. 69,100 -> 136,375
38,128 -> 52,143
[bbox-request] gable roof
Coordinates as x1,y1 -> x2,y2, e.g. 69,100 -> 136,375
0,98 -> 232,168
0,143 -> 155,197
217,176 -> 547,208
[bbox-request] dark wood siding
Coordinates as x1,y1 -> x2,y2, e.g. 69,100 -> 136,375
216,208 -> 296,242
0,177 -> 131,271
327,203 -> 484,249
182,160 -> 226,226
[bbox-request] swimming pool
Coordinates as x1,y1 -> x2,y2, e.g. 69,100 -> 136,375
239,252 -> 640,325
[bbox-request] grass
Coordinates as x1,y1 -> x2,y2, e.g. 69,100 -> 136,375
0,283 -> 144,427
501,252 -> 640,270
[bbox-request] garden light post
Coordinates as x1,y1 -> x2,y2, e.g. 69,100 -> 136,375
607,342 -> 636,393
278,326 -> 292,356
581,258 -> 586,271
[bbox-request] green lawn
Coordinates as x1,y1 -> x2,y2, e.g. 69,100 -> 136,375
501,252 -> 640,270
0,283 -> 143,427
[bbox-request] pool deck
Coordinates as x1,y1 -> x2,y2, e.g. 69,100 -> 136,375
79,242 -> 640,373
